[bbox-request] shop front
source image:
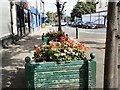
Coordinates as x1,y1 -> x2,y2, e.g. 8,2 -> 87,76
16,3 -> 31,38
30,6 -> 38,32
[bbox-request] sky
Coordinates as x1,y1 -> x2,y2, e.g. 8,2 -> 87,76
44,0 -> 79,16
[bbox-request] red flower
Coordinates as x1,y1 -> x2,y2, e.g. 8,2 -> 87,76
61,38 -> 66,42
60,36 -> 66,42
50,41 -> 56,48
39,44 -> 42,46
60,36 -> 64,38
34,47 -> 40,52
55,38 -> 58,41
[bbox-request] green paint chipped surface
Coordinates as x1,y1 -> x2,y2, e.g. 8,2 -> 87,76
25,60 -> 96,89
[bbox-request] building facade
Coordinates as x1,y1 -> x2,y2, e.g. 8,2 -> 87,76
0,0 -> 14,47
82,0 -> 108,27
1,0 -> 45,48
0,0 -> 31,47
96,0 -> 108,12
15,0 -> 31,37
28,0 -> 45,32
96,0 -> 108,27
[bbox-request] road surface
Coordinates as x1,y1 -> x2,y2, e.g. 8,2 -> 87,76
63,26 -> 106,88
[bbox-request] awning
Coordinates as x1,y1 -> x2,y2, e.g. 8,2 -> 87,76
41,13 -> 47,18
30,6 -> 38,15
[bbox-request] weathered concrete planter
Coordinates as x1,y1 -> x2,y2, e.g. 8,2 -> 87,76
25,54 -> 96,90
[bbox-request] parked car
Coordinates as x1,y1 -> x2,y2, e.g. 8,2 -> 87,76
68,22 -> 72,26
61,22 -> 67,26
76,21 -> 84,28
82,21 -> 98,29
71,22 -> 74,27
71,22 -> 77,27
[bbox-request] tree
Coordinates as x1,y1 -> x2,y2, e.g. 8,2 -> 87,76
104,1 -> 119,89
70,2 -> 96,21
46,12 -> 57,24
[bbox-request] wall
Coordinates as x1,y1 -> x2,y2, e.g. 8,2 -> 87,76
28,0 -> 39,31
96,0 -> 108,12
82,11 -> 107,27
27,0 -> 44,29
40,0 -> 44,27
0,0 -> 12,38
12,1 -> 18,36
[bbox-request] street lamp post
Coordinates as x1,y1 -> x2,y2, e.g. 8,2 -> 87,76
56,0 -> 66,31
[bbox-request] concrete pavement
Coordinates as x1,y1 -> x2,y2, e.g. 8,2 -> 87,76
1,26 -> 105,89
1,27 -> 50,89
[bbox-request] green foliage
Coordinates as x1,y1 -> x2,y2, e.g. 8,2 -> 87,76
45,31 -> 65,37
33,37 -> 88,63
33,45 -> 87,62
71,2 -> 96,20
46,12 -> 57,23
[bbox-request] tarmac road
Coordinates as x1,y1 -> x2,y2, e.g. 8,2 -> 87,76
62,26 -> 106,88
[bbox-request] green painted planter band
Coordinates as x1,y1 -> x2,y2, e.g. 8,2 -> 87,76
42,37 -> 61,45
25,59 -> 96,90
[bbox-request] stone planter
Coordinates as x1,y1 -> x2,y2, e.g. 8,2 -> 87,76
25,53 -> 96,90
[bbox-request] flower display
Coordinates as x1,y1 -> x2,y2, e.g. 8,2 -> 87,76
33,36 -> 88,63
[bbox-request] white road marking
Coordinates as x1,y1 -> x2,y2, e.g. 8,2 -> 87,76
65,26 -> 106,35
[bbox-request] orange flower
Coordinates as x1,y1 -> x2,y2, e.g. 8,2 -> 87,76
77,43 -> 85,50
77,44 -> 83,49
60,36 -> 69,42
77,43 -> 88,52
69,39 -> 75,46
84,47 -> 88,52
49,41 -> 60,48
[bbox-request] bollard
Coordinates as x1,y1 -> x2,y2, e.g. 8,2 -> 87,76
42,33 -> 45,40
76,27 -> 78,39
66,34 -> 68,41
